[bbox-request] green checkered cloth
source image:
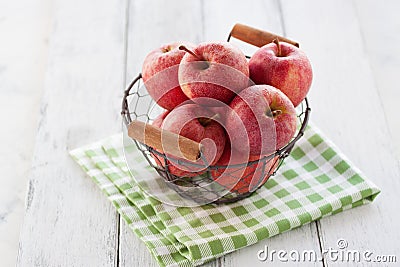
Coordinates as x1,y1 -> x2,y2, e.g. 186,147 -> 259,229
69,124 -> 380,267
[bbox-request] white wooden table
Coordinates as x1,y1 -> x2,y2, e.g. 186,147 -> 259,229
17,0 -> 400,266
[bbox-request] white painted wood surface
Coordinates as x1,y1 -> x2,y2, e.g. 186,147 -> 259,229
0,0 -> 52,266
17,0 -> 400,266
17,0 -> 126,266
280,1 -> 400,266
353,0 -> 400,159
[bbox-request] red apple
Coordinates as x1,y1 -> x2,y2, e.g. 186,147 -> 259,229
142,42 -> 194,110
249,40 -> 312,107
152,110 -> 170,128
208,105 -> 229,124
225,85 -> 297,156
211,143 -> 280,193
161,104 -> 226,177
178,42 -> 249,106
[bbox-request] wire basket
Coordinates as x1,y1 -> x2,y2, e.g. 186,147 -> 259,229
121,24 -> 311,204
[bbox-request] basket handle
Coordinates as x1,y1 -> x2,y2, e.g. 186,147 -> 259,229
229,23 -> 299,48
127,120 -> 202,162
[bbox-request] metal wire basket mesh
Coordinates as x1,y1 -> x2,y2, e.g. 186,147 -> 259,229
121,24 -> 310,204
121,73 -> 310,204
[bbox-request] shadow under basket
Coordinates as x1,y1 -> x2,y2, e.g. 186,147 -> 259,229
121,23 -> 311,204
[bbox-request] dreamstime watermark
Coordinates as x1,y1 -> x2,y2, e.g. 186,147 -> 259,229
257,238 -> 397,263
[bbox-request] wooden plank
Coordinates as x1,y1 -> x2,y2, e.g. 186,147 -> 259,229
17,0 -> 126,266
0,0 -> 51,266
118,220 -> 159,267
281,0 -> 400,266
353,0 -> 400,159
120,1 -> 209,266
202,1 -> 323,266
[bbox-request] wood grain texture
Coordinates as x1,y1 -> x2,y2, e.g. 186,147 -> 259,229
118,220 -> 159,267
0,0 -> 52,265
17,0 -> 126,266
230,23 -> 299,48
353,0 -> 400,160
128,120 -> 202,162
202,1 -> 322,266
281,0 -> 400,265
18,0 -> 400,266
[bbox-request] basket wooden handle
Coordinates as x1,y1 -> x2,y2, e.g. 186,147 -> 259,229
127,120 -> 202,162
229,23 -> 299,48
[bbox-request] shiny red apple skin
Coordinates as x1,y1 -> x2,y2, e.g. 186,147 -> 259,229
249,41 -> 312,107
178,41 -> 249,106
161,104 -> 226,177
142,42 -> 193,110
226,85 -> 297,156
211,143 -> 280,193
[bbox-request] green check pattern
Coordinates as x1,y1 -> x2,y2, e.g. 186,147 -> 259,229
69,124 -> 380,267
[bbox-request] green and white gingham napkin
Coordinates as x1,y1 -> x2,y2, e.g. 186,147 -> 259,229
70,124 -> 380,267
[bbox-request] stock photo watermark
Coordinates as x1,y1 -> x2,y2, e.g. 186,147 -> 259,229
257,238 -> 397,263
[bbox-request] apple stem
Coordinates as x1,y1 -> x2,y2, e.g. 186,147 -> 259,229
273,38 -> 281,57
198,114 -> 220,126
266,109 -> 282,118
179,45 -> 201,60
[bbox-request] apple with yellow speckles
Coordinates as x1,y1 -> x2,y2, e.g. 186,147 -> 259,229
249,40 -> 312,107
142,42 -> 194,110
